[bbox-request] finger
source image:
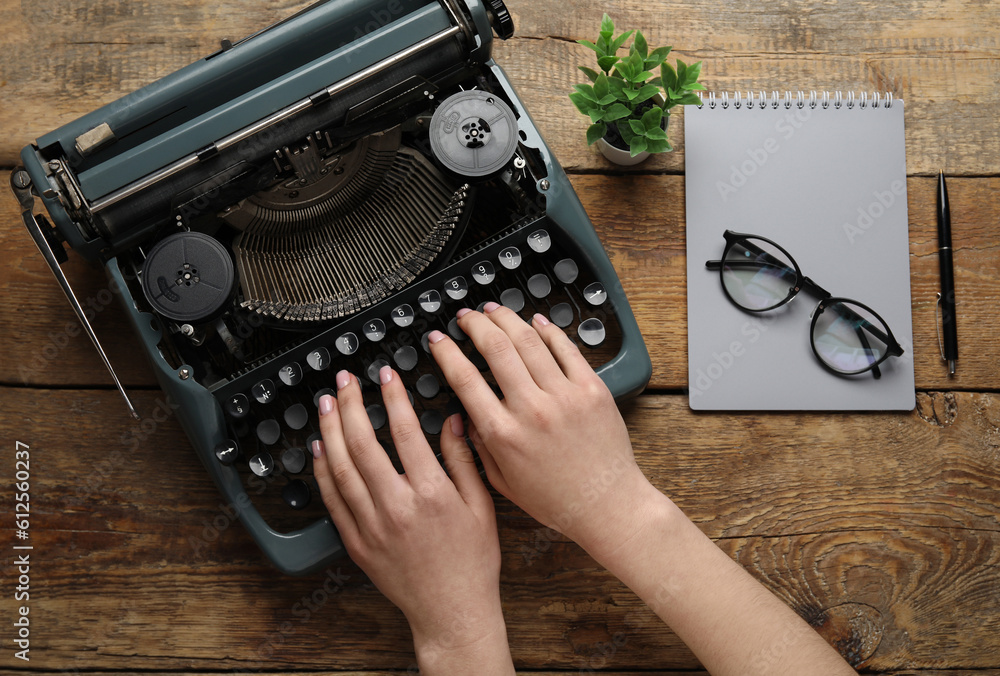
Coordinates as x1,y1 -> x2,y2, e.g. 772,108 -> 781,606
455,308 -> 538,398
467,422 -> 510,498
310,435 -> 361,545
428,329 -> 507,422
479,302 -> 565,389
316,393 -> 373,525
378,365 -> 441,482
531,312 -> 597,384
440,414 -> 493,515
332,370 -> 402,502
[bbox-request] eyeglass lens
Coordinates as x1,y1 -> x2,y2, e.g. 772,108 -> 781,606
812,300 -> 891,374
722,237 -> 797,311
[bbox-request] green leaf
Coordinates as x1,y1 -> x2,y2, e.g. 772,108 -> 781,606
645,126 -> 667,141
646,137 -> 672,154
578,66 -> 599,83
632,83 -> 661,105
634,31 -> 648,59
641,106 -> 663,130
618,120 -> 636,144
630,70 -> 655,84
630,136 -> 649,157
606,76 -> 626,98
644,46 -> 672,69
586,122 -> 608,146
602,103 -> 631,121
577,39 -> 598,53
677,93 -> 704,106
593,73 -> 610,100
597,55 -> 619,73
573,84 -> 597,102
684,60 -> 703,85
628,52 -> 645,80
676,58 -> 688,84
629,119 -> 646,135
623,86 -> 640,101
569,92 -> 596,114
682,81 -> 707,91
596,35 -> 610,58
600,13 -> 614,38
661,62 -> 678,90
610,30 -> 633,54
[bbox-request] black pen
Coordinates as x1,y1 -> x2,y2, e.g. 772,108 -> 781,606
937,171 -> 958,375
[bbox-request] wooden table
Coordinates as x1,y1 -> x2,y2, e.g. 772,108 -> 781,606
1,1 -> 998,673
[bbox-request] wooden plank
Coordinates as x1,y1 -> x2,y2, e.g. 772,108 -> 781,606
2,1 -> 998,175
2,388 -> 998,671
4,171 -> 998,392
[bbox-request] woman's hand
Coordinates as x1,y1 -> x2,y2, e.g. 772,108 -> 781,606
428,303 -> 658,557
312,366 -> 513,675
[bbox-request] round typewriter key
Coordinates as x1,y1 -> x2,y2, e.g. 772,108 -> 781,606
392,303 -> 415,327
312,388 -> 336,408
420,410 -> 445,435
336,332 -> 360,356
500,288 -> 525,313
214,439 -> 240,465
307,347 -> 331,371
278,362 -> 303,387
419,290 -> 443,314
527,229 -> 552,253
448,317 -> 468,341
554,258 -> 579,284
445,275 -> 469,300
527,273 -> 552,299
421,331 -> 434,354
366,404 -> 387,431
394,346 -> 419,372
416,374 -> 441,399
282,479 -> 311,510
472,261 -> 496,285
252,379 -> 277,405
499,246 -> 522,270
550,302 -> 574,328
249,451 -> 275,478
578,318 -> 607,347
364,319 -> 387,343
583,282 -> 608,306
284,403 -> 309,431
256,419 -> 282,446
367,359 -> 390,385
281,447 -> 307,475
226,393 -> 250,419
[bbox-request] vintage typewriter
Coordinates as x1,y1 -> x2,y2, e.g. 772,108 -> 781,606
12,0 -> 651,574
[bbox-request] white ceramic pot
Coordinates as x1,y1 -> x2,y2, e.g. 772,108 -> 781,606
596,137 -> 650,165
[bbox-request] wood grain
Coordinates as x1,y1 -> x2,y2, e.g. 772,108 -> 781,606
1,388 -> 997,671
3,171 -> 998,392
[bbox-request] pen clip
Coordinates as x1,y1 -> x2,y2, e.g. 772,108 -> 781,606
934,292 -> 946,362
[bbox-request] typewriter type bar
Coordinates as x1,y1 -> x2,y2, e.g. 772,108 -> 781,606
13,0 -> 651,574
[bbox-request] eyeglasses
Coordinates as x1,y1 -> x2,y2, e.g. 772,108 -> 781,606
706,230 -> 904,379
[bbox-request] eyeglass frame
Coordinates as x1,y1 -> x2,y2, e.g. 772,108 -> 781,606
705,229 -> 904,379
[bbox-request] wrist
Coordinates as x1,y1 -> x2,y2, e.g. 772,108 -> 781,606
410,601 -> 514,676
577,480 -> 678,570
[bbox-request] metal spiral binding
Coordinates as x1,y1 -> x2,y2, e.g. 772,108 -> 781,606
696,90 -> 896,110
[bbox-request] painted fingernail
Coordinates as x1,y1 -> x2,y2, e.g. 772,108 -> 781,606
319,394 -> 335,416
483,301 -> 501,313
428,330 -> 446,344
533,313 -> 550,327
456,307 -> 472,318
311,439 -> 325,459
336,370 -> 351,390
449,414 -> 464,438
379,365 -> 393,386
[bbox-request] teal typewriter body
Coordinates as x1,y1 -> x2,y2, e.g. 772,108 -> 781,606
13,0 -> 651,574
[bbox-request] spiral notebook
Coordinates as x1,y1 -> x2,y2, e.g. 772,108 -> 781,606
684,91 -> 915,411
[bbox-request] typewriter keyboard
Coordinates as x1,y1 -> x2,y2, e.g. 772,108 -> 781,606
211,218 -> 623,531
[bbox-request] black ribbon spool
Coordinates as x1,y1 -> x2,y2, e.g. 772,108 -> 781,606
140,232 -> 235,324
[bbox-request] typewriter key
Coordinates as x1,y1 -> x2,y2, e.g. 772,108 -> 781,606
420,411 -> 445,435
527,274 -> 552,299
367,359 -> 390,385
249,452 -> 275,478
500,288 -> 525,312
394,346 -> 419,372
445,275 -> 469,300
527,230 -> 552,253
140,232 -> 235,324
578,318 -> 607,347
284,404 -> 309,431
214,440 -> 240,466
252,379 -> 276,405
550,303 -> 574,328
279,362 -> 303,387
419,290 -> 443,313
554,258 -> 579,284
282,480 -> 311,510
256,420 -> 282,446
227,393 -> 250,419
364,319 -> 387,343
472,261 -> 496,285
416,374 -> 441,399
583,282 -> 608,306
280,448 -> 307,475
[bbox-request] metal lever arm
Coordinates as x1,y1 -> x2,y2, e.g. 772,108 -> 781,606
10,169 -> 140,420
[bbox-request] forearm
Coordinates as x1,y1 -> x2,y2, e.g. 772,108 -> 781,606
585,484 -> 856,676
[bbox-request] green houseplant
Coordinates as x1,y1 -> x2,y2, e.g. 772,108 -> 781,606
570,14 -> 705,163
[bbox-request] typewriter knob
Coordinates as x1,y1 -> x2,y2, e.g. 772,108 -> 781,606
486,0 -> 515,40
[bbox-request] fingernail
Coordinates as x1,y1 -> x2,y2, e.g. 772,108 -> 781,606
379,365 -> 393,386
311,439 -> 325,459
449,414 -> 464,438
319,394 -> 335,416
428,330 -> 446,344
456,307 -> 472,318
336,370 -> 351,390
483,301 -> 501,313
533,313 -> 550,327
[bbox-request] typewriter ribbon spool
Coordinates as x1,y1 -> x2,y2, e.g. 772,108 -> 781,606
140,231 -> 235,324
429,90 -> 519,179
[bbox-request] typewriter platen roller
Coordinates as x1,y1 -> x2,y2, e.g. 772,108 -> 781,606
13,0 -> 651,574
